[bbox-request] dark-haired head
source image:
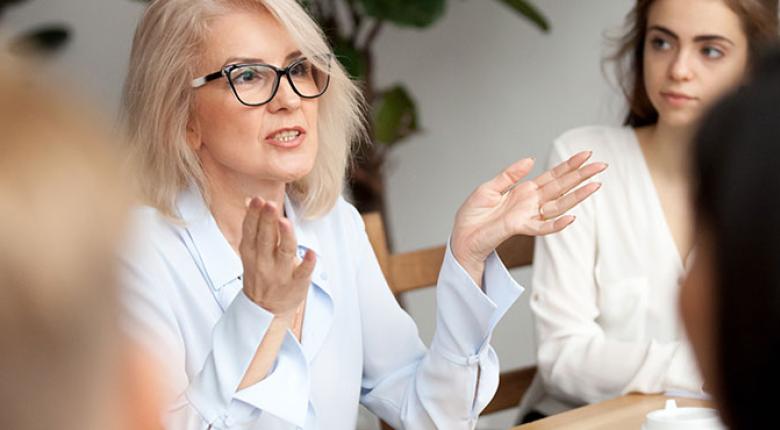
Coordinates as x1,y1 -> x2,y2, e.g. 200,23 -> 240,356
610,0 -> 778,127
684,48 -> 780,430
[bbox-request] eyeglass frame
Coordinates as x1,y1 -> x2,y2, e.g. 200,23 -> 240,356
190,55 -> 332,107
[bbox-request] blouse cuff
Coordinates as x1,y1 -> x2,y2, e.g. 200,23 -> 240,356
232,331 -> 309,427
430,240 -> 524,360
186,291 -> 307,428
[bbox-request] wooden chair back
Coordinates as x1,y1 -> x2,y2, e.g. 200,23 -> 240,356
361,212 -> 538,427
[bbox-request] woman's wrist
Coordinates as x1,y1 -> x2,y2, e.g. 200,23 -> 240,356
451,243 -> 486,289
243,284 -> 300,318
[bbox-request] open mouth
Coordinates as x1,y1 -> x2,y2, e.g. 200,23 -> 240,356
270,129 -> 301,143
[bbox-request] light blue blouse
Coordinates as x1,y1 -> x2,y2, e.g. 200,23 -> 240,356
121,186 -> 523,430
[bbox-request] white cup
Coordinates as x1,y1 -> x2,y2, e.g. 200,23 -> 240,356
641,400 -> 726,430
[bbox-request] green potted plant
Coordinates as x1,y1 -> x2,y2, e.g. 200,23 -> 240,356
0,0 -> 70,55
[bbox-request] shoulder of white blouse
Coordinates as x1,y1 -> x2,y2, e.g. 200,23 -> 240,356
552,125 -> 633,166
124,205 -> 190,260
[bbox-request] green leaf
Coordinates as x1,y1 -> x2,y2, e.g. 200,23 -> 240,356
373,85 -> 419,145
495,0 -> 550,32
357,0 -> 445,28
0,0 -> 31,18
296,0 -> 315,14
10,25 -> 70,55
332,37 -> 367,80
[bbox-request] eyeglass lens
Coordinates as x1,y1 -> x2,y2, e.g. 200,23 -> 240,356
227,58 -> 329,105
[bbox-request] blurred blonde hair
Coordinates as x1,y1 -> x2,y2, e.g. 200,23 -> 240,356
0,57 -> 130,430
122,0 -> 366,219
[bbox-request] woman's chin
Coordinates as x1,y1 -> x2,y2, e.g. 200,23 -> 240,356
658,109 -> 702,129
262,155 -> 316,184
273,167 -> 314,185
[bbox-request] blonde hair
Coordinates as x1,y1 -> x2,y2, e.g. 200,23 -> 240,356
0,57 -> 130,430
122,0 -> 366,219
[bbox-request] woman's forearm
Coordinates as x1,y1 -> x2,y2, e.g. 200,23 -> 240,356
238,314 -> 294,390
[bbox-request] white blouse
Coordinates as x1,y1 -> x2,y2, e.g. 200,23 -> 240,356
528,126 -> 703,414
120,186 -> 523,430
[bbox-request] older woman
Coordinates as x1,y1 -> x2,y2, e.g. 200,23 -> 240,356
120,1 -> 605,429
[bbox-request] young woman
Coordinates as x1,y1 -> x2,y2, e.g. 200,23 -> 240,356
119,1 -> 605,429
523,0 -> 779,421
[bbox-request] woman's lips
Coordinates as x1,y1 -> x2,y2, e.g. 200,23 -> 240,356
266,127 -> 306,148
661,91 -> 698,107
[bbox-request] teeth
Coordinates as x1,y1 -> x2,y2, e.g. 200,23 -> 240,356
272,130 -> 301,142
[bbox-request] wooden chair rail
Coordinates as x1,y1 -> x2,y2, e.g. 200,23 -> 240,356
483,366 -> 537,415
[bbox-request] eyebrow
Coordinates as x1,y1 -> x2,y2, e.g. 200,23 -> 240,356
647,25 -> 735,46
222,50 -> 303,66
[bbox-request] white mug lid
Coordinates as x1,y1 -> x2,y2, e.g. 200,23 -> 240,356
643,400 -> 726,430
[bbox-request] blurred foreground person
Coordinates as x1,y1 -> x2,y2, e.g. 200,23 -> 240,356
683,48 -> 780,430
0,57 -> 161,430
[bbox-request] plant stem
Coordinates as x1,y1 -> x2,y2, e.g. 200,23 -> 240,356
345,0 -> 361,38
363,20 -> 383,50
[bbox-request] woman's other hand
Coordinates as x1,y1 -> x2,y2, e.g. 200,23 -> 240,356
451,151 -> 606,286
239,197 -> 315,318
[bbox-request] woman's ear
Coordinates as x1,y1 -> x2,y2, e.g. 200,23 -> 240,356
186,118 -> 202,151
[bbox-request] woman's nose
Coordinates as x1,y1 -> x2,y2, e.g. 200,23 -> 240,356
267,76 -> 302,112
669,51 -> 695,82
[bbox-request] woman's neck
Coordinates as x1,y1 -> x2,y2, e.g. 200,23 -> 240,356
206,172 -> 286,253
637,120 -> 695,181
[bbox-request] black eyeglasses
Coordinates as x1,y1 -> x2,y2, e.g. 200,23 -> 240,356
191,55 -> 331,107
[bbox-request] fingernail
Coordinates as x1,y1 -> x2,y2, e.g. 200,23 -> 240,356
245,197 -> 252,207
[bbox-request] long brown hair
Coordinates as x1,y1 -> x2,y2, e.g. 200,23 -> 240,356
609,0 -> 779,127
691,49 -> 780,430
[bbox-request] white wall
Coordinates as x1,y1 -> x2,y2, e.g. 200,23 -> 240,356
3,0 -> 633,428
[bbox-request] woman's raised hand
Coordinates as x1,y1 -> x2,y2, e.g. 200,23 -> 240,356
239,197 -> 315,317
451,151 -> 607,285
